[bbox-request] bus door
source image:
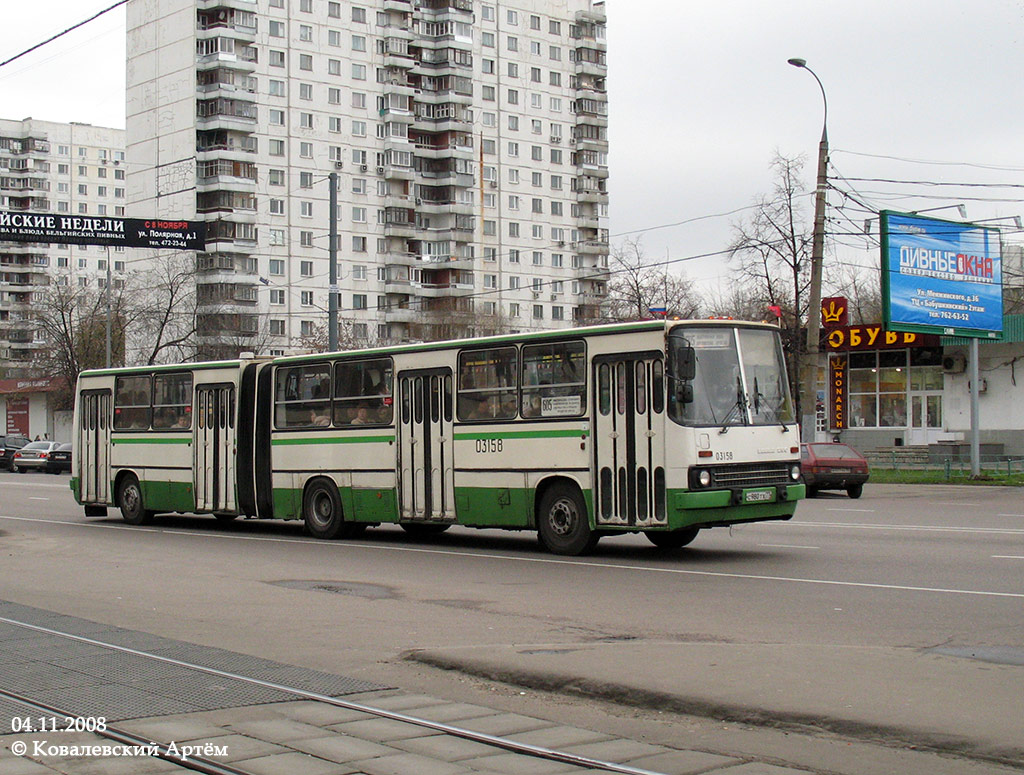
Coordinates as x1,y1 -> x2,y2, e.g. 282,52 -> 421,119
397,369 -> 454,521
194,384 -> 237,513
78,390 -> 111,504
592,354 -> 668,528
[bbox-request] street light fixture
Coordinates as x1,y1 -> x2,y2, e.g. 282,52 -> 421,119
788,57 -> 829,442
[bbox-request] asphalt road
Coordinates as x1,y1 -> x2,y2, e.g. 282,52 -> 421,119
1,473 -> 1022,775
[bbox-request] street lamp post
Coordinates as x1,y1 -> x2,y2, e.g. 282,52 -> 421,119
788,57 -> 828,442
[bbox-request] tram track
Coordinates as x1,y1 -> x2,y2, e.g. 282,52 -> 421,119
0,614 -> 668,775
0,685 -> 253,775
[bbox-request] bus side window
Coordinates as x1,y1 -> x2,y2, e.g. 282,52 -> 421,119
457,347 -> 518,421
521,340 -> 585,418
114,375 -> 152,430
599,364 -> 611,415
652,359 -> 665,414
334,358 -> 393,426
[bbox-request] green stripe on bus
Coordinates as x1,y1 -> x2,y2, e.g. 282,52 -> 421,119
272,435 -> 395,446
111,437 -> 192,445
453,429 -> 589,441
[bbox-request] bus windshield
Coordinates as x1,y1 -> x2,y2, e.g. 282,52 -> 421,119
669,326 -> 794,428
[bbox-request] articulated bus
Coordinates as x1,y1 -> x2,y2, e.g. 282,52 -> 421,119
71,320 -> 804,555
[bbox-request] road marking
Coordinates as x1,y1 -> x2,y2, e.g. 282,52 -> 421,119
992,555 -> 1024,560
28,497 -> 48,501
825,508 -> 876,513
934,502 -> 981,506
758,543 -> 819,550
796,520 -> 1024,536
2,513 -> 1023,600
997,514 -> 1024,518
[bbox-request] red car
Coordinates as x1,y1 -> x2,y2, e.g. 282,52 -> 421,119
800,442 -> 869,499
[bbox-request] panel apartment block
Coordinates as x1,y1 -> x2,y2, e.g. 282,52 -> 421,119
0,118 -> 126,373
127,0 -> 608,357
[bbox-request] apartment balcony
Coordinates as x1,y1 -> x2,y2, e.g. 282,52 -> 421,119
574,54 -> 607,78
383,306 -> 420,324
574,112 -> 608,130
576,240 -> 609,256
382,165 -> 417,182
384,222 -> 419,239
6,197 -> 49,211
196,50 -> 258,73
574,135 -> 608,152
575,6 -> 607,25
576,188 -> 609,204
416,199 -> 474,217
383,0 -> 413,11
198,0 -> 256,10
419,0 -> 474,12
197,22 -> 256,45
0,177 -> 49,193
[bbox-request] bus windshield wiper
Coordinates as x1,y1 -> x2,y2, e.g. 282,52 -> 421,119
753,376 -> 791,432
719,376 -> 746,434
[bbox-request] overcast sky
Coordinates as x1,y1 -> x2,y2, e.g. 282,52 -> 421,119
4,0 -> 1024,296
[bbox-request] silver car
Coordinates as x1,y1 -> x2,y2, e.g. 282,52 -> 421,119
10,441 -> 61,473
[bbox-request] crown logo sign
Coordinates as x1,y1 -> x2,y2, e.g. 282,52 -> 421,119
821,299 -> 846,324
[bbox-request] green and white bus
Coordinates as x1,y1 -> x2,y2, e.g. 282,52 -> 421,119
72,320 -> 804,555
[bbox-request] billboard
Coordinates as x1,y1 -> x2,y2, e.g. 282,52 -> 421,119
881,210 -> 1002,339
0,212 -> 205,251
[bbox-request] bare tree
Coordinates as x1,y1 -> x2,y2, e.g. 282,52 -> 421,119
601,238 -> 701,322
31,282 -> 129,409
127,252 -> 200,364
728,152 -> 814,416
825,262 -> 882,324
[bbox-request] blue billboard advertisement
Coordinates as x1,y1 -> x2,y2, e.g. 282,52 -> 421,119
881,210 -> 1003,338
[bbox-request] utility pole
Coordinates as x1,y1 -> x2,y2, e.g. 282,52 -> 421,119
105,246 -> 112,368
788,58 -> 828,442
328,171 -> 338,352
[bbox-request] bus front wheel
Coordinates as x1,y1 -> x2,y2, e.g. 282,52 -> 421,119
303,479 -> 355,539
537,483 -> 599,556
118,475 -> 153,526
646,526 -> 699,549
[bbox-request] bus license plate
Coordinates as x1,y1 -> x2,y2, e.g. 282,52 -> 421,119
744,489 -> 774,503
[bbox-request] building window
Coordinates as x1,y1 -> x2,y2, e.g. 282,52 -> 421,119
353,294 -> 368,309
301,291 -> 314,306
299,54 -> 313,71
270,289 -> 285,304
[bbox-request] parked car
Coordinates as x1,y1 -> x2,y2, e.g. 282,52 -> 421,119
10,441 -> 62,473
0,435 -> 30,471
800,442 -> 870,498
46,442 -> 72,474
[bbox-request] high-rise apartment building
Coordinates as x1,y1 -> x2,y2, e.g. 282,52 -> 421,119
127,0 -> 607,357
0,118 -> 126,373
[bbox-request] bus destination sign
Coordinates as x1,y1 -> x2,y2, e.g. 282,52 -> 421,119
0,211 -> 205,251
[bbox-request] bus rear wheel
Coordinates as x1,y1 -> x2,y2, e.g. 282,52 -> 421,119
537,483 -> 599,556
646,526 -> 699,549
118,474 -> 153,526
303,479 -> 356,539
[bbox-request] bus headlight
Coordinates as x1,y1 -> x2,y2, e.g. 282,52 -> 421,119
790,464 -> 801,481
698,469 -> 712,487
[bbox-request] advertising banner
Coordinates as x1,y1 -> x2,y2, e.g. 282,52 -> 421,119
829,355 -> 847,431
0,212 -> 205,251
881,210 -> 1002,339
5,397 -> 29,436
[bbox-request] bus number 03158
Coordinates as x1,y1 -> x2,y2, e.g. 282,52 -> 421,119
475,438 -> 503,454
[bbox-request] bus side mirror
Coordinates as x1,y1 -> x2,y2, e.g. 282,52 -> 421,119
669,339 -> 696,381
675,383 -> 694,404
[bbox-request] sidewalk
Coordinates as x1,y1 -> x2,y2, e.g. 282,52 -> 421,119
407,639 -> 1024,770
